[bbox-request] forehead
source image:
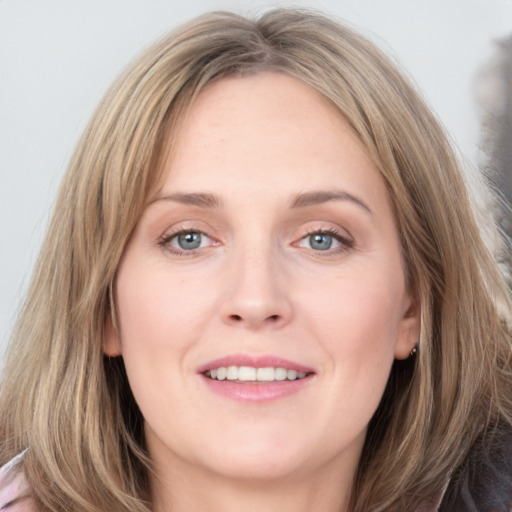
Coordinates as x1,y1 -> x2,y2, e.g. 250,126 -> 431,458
190,72 -> 341,130
159,72 -> 385,200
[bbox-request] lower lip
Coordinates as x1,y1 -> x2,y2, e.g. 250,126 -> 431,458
200,374 -> 313,402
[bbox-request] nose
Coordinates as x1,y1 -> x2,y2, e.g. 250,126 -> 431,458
219,246 -> 293,330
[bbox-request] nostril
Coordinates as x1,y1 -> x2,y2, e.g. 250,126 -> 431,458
228,313 -> 280,324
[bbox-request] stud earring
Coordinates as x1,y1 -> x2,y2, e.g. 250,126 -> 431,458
410,346 -> 418,357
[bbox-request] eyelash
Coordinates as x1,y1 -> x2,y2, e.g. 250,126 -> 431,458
158,227 -> 354,257
297,227 -> 354,253
158,229 -> 215,257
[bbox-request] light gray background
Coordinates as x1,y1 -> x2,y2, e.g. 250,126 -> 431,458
1,0 -> 512,355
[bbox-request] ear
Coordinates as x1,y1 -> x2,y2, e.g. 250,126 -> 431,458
103,311 -> 122,356
394,291 -> 421,360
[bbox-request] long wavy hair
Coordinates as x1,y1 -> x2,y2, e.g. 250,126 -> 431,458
1,9 -> 510,512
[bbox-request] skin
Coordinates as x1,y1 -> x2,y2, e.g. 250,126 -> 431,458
105,72 -> 421,512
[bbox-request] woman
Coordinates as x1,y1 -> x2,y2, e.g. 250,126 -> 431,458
0,9 -> 511,512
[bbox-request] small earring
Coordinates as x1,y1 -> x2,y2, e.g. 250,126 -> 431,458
410,346 -> 418,357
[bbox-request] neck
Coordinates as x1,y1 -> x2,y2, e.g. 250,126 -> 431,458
151,457 -> 354,512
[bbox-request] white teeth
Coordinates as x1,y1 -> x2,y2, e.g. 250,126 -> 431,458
206,366 -> 309,382
275,368 -> 287,381
238,366 -> 257,381
256,367 -> 275,381
226,366 -> 238,380
287,369 -> 298,380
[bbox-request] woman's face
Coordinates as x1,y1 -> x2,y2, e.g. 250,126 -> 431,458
106,73 -> 420,486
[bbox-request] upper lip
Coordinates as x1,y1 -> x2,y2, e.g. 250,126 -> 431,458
197,353 -> 315,374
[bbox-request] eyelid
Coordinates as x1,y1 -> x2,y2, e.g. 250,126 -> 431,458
156,222 -> 354,258
158,227 -> 219,256
293,226 -> 355,252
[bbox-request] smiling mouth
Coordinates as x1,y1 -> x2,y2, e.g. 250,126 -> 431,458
204,366 -> 310,382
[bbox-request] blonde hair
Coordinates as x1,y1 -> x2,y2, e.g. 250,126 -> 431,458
1,9 -> 511,511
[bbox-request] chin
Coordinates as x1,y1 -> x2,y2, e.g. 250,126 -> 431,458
201,448 -> 307,483
192,424 -> 317,482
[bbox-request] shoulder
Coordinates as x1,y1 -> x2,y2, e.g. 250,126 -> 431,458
0,450 -> 39,511
439,424 -> 512,512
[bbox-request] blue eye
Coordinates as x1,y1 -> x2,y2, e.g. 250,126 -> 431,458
308,233 -> 333,251
176,232 -> 203,250
295,229 -> 353,253
160,230 -> 214,254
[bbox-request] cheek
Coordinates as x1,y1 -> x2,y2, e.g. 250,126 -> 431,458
304,268 -> 405,405
115,262 -> 214,355
279,270 -> 404,462
113,262 -> 214,424
306,270 -> 404,355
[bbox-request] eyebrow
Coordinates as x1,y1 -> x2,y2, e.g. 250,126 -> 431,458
150,189 -> 372,215
151,192 -> 222,208
290,190 -> 373,215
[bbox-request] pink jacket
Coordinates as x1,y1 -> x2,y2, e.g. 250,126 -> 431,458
0,451 -> 37,511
